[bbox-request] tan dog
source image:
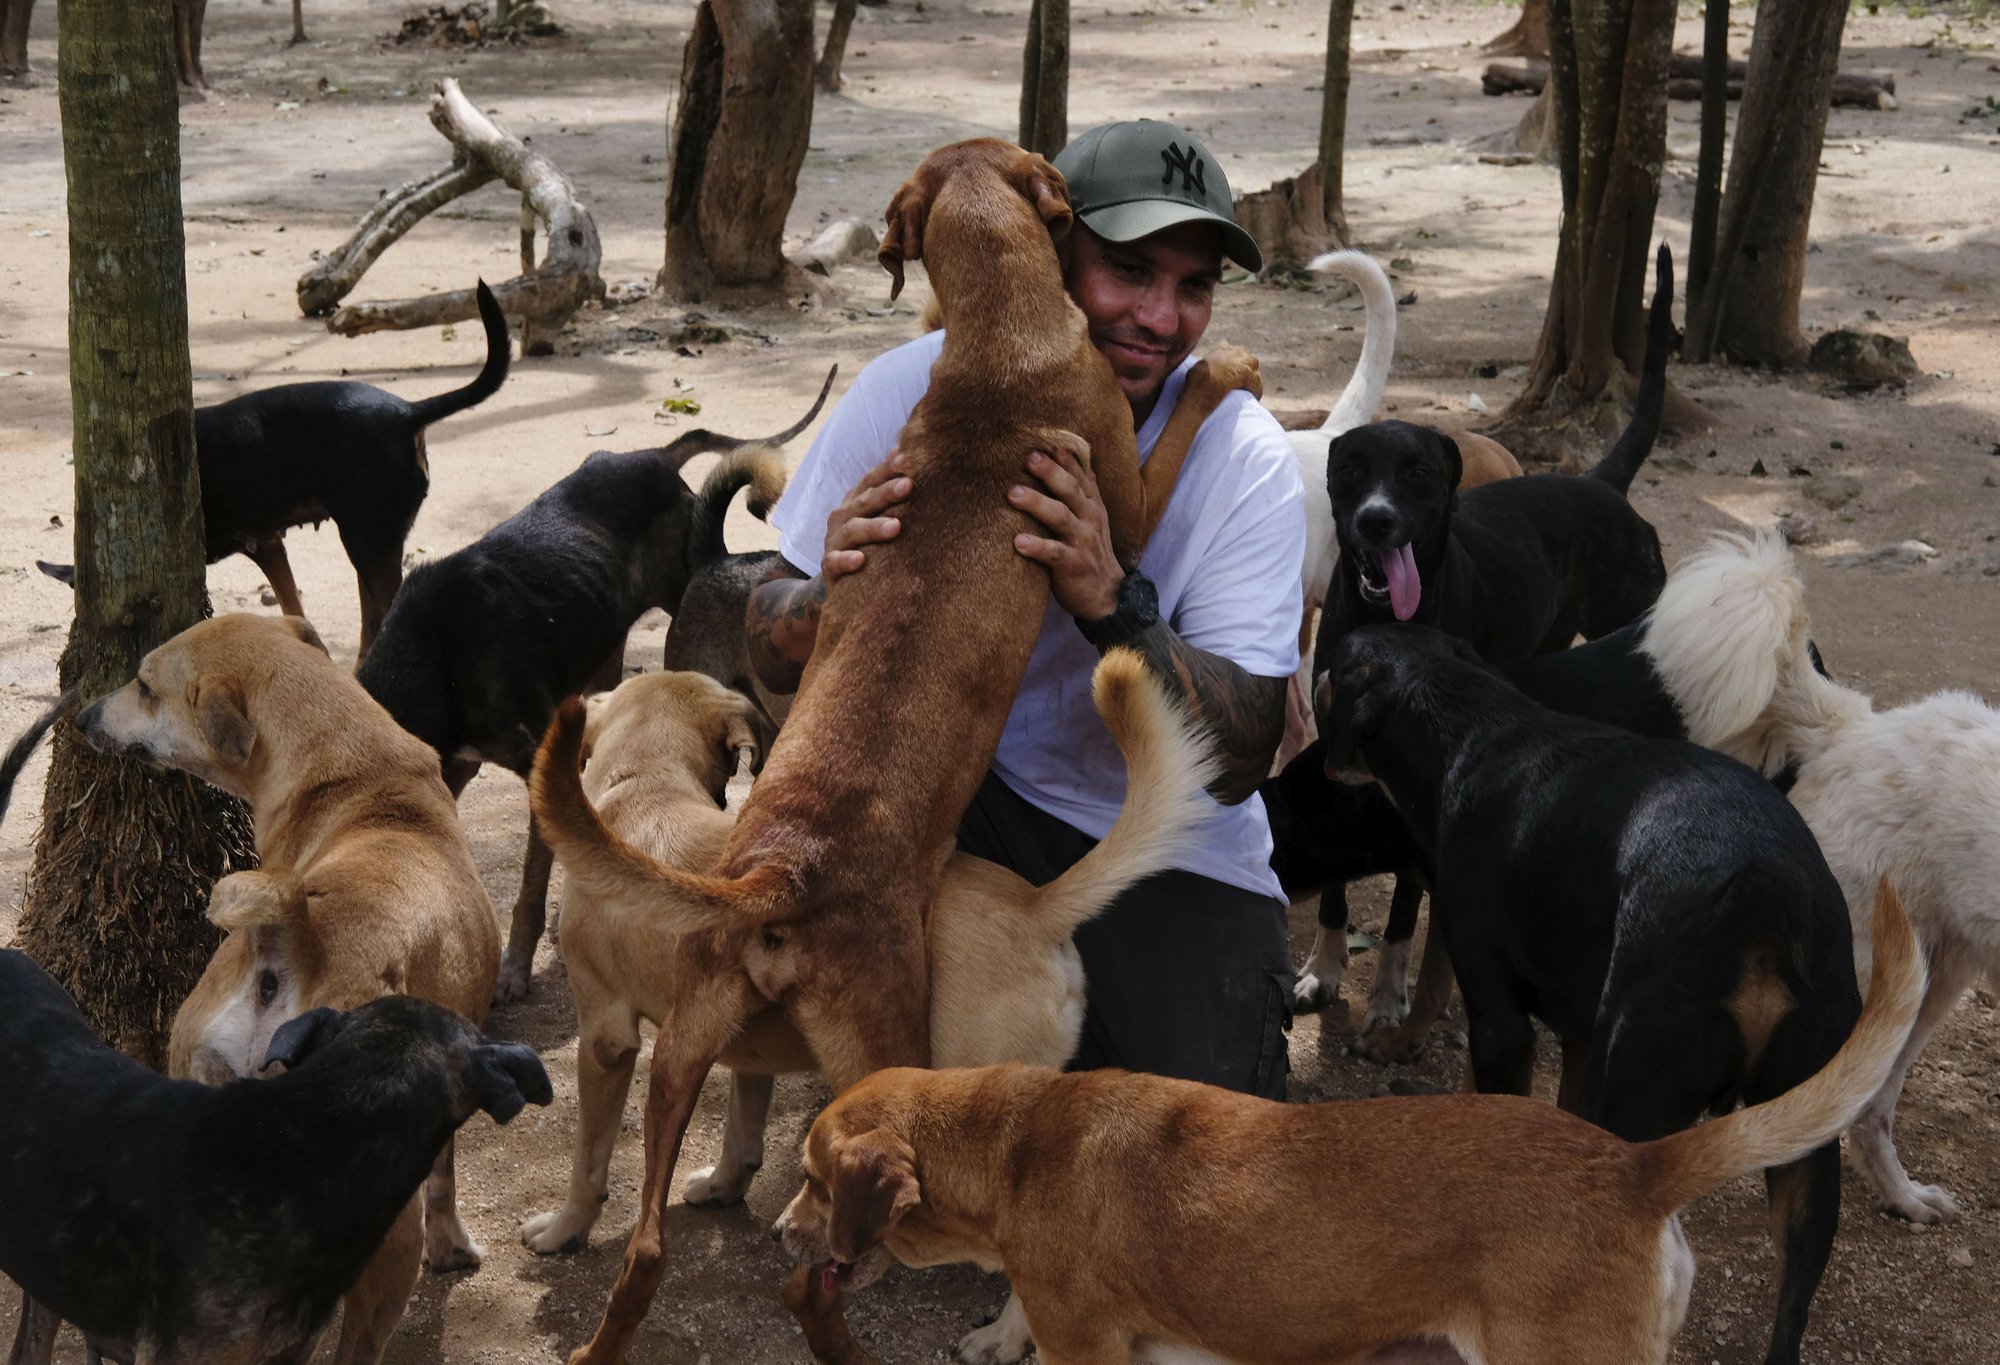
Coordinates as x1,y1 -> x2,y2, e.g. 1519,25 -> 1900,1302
72,613 -> 501,1365
530,138 -> 1258,1365
522,651 -> 1217,1255
774,883 -> 1922,1365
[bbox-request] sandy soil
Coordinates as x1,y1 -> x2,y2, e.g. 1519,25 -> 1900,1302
2,0 -> 1998,1361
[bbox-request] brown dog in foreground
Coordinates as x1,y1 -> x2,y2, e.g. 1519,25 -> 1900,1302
775,883 -> 1921,1365
72,613 -> 501,1365
522,650 -> 1216,1255
538,138 -> 1259,1365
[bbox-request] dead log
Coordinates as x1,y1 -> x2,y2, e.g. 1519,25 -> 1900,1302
1482,55 -> 1894,110
1232,162 -> 1338,270
299,77 -> 602,354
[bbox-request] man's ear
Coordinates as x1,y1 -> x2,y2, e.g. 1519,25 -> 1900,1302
1023,154 -> 1074,244
195,679 -> 255,767
280,616 -> 330,657
827,1128 -> 920,1263
263,1006 -> 346,1073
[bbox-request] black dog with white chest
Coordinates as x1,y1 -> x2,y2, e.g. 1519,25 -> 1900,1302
1318,622 -> 1862,1365
356,369 -> 832,1002
1313,246 -> 1674,670
0,959 -> 549,1365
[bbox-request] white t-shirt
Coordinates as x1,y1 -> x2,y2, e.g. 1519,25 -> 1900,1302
772,330 -> 1304,903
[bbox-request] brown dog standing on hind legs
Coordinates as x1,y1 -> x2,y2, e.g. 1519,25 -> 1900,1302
548,137 -> 1260,1365
71,613 -> 501,1365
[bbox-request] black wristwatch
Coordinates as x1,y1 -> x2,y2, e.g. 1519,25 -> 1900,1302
1076,570 -> 1161,651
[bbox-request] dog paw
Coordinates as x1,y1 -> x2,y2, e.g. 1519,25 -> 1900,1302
424,1235 -> 484,1273
521,1206 -> 594,1255
1360,988 -> 1410,1035
1347,1030 -> 1425,1067
952,1311 -> 1033,1364
1292,970 -> 1343,1015
1882,1183 -> 1961,1224
683,1161 -> 758,1207
491,954 -> 532,1006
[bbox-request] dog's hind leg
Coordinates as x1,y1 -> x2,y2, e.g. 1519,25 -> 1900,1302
1759,1144 -> 1841,1365
569,987 -> 751,1365
331,1195 -> 424,1365
684,1070 -> 775,1206
1352,908 -> 1455,1066
1848,950 -> 1974,1223
246,534 -> 306,619
7,1291 -> 59,1365
495,812 -> 555,1005
351,551 -> 404,660
525,1004 -> 643,1253
422,1138 -> 482,1271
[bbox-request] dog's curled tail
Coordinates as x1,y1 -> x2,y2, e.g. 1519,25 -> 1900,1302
407,279 -> 513,427
1638,879 -> 1923,1216
1305,250 -> 1397,437
0,690 -> 77,828
687,445 -> 792,578
530,697 -> 793,933
1586,243 -> 1674,496
1019,650 -> 1224,939
1640,531 -> 1826,772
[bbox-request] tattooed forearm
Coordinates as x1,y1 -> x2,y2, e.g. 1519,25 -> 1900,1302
745,564 -> 826,696
1114,621 -> 1287,805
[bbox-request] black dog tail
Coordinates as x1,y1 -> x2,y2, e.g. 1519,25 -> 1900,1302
1587,243 -> 1673,496
407,279 -> 512,427
0,690 -> 79,828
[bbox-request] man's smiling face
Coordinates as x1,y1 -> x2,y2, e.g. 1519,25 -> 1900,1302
1063,220 -> 1223,415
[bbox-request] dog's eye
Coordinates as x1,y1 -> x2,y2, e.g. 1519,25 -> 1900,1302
136,678 -> 153,700
1405,465 -> 1430,483
257,970 -> 280,1007
1336,464 -> 1361,482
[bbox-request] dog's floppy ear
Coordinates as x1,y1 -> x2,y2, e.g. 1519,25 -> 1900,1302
465,1041 -> 555,1125
1432,429 -> 1465,496
280,616 -> 330,657
263,1005 -> 347,1073
194,678 -> 255,768
827,1127 -> 920,1263
1020,153 -> 1074,244
878,179 -> 926,302
722,696 -> 773,777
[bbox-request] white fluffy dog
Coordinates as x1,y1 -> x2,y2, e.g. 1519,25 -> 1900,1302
1642,530 -> 2000,1223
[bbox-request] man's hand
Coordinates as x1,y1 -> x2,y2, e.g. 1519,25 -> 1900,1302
823,451 -> 912,583
1010,446 -> 1124,621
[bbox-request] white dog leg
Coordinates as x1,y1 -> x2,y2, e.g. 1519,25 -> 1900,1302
1293,917 -> 1349,1015
684,1070 -> 775,1207
1850,955 -> 1975,1223
1361,935 -> 1413,1034
954,1289 -> 1034,1365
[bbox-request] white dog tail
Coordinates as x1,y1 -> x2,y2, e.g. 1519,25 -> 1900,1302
1639,880 -> 1924,1215
1306,250 -> 1397,436
1019,650 -> 1223,939
1640,531 -> 1858,773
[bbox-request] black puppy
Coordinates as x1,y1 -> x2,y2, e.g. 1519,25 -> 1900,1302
39,281 -> 511,657
1318,622 -> 1862,1365
0,959 -> 549,1365
1314,246 -> 1673,666
357,368 -> 833,1003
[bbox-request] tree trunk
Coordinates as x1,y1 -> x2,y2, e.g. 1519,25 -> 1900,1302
1,0 -> 35,80
816,0 -> 857,92
660,0 -> 815,302
1317,0 -> 1355,243
1501,0 -> 1687,436
1018,0 -> 1068,159
1685,0 -> 1729,311
1685,0 -> 1850,367
171,0 -> 204,88
20,0 -> 253,1069
1483,0 -> 1550,58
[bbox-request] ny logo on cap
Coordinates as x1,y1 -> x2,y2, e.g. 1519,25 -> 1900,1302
1160,142 -> 1207,196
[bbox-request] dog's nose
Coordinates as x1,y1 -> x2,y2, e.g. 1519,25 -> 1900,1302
1355,506 -> 1395,543
769,1220 -> 785,1245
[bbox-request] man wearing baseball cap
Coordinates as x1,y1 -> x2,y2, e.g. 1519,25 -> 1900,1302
750,121 -> 1303,1103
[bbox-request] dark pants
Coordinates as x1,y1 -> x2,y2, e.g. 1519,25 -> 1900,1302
956,771 -> 1292,1100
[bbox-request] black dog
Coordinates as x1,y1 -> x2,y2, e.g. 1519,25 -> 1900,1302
39,281 -> 510,657
1318,622 -> 1862,1365
1313,245 -> 1673,668
663,547 -> 791,733
0,962 -> 548,1365
357,368 -> 833,1003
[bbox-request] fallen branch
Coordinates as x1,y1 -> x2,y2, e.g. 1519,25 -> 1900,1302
298,77 -> 602,352
1481,55 -> 1896,110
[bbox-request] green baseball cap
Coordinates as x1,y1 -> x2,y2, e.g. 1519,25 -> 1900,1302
1053,119 -> 1263,273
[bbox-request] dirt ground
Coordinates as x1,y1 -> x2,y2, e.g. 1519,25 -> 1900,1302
3,0 -> 1999,1361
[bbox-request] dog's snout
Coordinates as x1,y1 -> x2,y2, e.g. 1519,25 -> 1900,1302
1355,505 -> 1395,543
770,1220 -> 785,1245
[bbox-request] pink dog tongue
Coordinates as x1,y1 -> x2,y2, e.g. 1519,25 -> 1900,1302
1383,545 -> 1421,621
